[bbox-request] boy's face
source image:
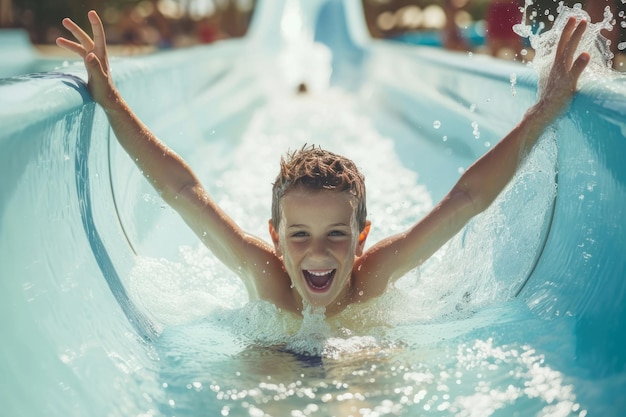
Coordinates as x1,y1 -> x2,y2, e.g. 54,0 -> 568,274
269,188 -> 369,311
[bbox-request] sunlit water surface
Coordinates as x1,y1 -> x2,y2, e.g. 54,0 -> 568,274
124,86 -> 589,416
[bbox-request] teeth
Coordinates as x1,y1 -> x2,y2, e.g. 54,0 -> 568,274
303,269 -> 335,290
307,270 -> 332,276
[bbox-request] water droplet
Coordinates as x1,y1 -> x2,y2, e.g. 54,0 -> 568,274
471,121 -> 480,139
442,136 -> 448,142
433,120 -> 441,129
510,72 -> 517,96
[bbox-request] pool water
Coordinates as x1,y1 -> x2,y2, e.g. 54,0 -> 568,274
124,85 -> 581,416
1,1 -> 625,416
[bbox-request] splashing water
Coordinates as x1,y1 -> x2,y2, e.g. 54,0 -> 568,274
129,85 -> 560,354
123,7 -> 617,414
514,2 -> 614,91
510,72 -> 517,96
122,10 -> 597,412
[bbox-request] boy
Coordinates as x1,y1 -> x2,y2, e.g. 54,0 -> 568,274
57,11 -> 590,317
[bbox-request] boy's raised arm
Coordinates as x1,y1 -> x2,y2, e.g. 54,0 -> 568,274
356,17 -> 590,296
57,11 -> 278,282
453,17 -> 590,214
56,11 -> 194,202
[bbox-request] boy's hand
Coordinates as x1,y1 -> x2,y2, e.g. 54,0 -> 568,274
536,17 -> 590,118
56,11 -> 116,107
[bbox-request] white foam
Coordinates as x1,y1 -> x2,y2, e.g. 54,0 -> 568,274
130,82 -> 558,354
515,2 -> 614,92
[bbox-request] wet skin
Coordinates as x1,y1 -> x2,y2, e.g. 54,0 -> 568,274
270,188 -> 368,313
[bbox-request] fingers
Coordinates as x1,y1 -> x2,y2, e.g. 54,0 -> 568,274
61,17 -> 95,54
85,52 -> 107,81
563,19 -> 588,69
88,11 -> 108,68
55,37 -> 86,57
571,52 -> 591,81
556,16 -> 578,60
554,17 -> 589,79
57,11 -> 110,75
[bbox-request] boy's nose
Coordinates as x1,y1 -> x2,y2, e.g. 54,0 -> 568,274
308,238 -> 328,259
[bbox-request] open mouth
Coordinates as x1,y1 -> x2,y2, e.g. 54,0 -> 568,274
303,269 -> 336,292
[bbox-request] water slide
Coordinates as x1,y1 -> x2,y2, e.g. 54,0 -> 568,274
1,0 -> 625,415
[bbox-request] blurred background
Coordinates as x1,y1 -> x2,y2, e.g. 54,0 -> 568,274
0,0 -> 624,65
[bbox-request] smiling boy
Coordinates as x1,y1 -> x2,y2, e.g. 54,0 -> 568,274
268,148 -> 371,315
57,11 -> 590,317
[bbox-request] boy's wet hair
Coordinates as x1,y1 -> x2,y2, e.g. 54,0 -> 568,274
272,145 -> 367,231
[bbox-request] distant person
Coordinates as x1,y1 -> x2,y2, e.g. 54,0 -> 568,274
196,14 -> 225,44
442,0 -> 470,51
147,0 -> 174,49
486,0 -> 524,58
118,6 -> 144,46
57,11 -> 590,317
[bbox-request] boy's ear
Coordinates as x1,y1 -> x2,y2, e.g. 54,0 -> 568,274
356,220 -> 371,257
268,220 -> 282,257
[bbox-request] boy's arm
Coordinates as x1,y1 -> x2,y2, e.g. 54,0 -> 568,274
355,17 -> 590,298
57,12 -> 199,205
57,12 -> 279,284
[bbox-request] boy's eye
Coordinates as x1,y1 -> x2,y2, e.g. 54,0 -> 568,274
329,230 -> 348,237
290,231 -> 308,238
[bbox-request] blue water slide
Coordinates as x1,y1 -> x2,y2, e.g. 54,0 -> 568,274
0,29 -> 65,78
1,0 -> 625,415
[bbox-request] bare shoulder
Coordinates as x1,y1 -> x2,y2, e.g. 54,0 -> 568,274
239,241 -> 300,312
168,184 -> 290,303
352,190 -> 476,301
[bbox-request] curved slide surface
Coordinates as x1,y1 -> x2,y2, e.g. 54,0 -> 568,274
1,0 -> 625,415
